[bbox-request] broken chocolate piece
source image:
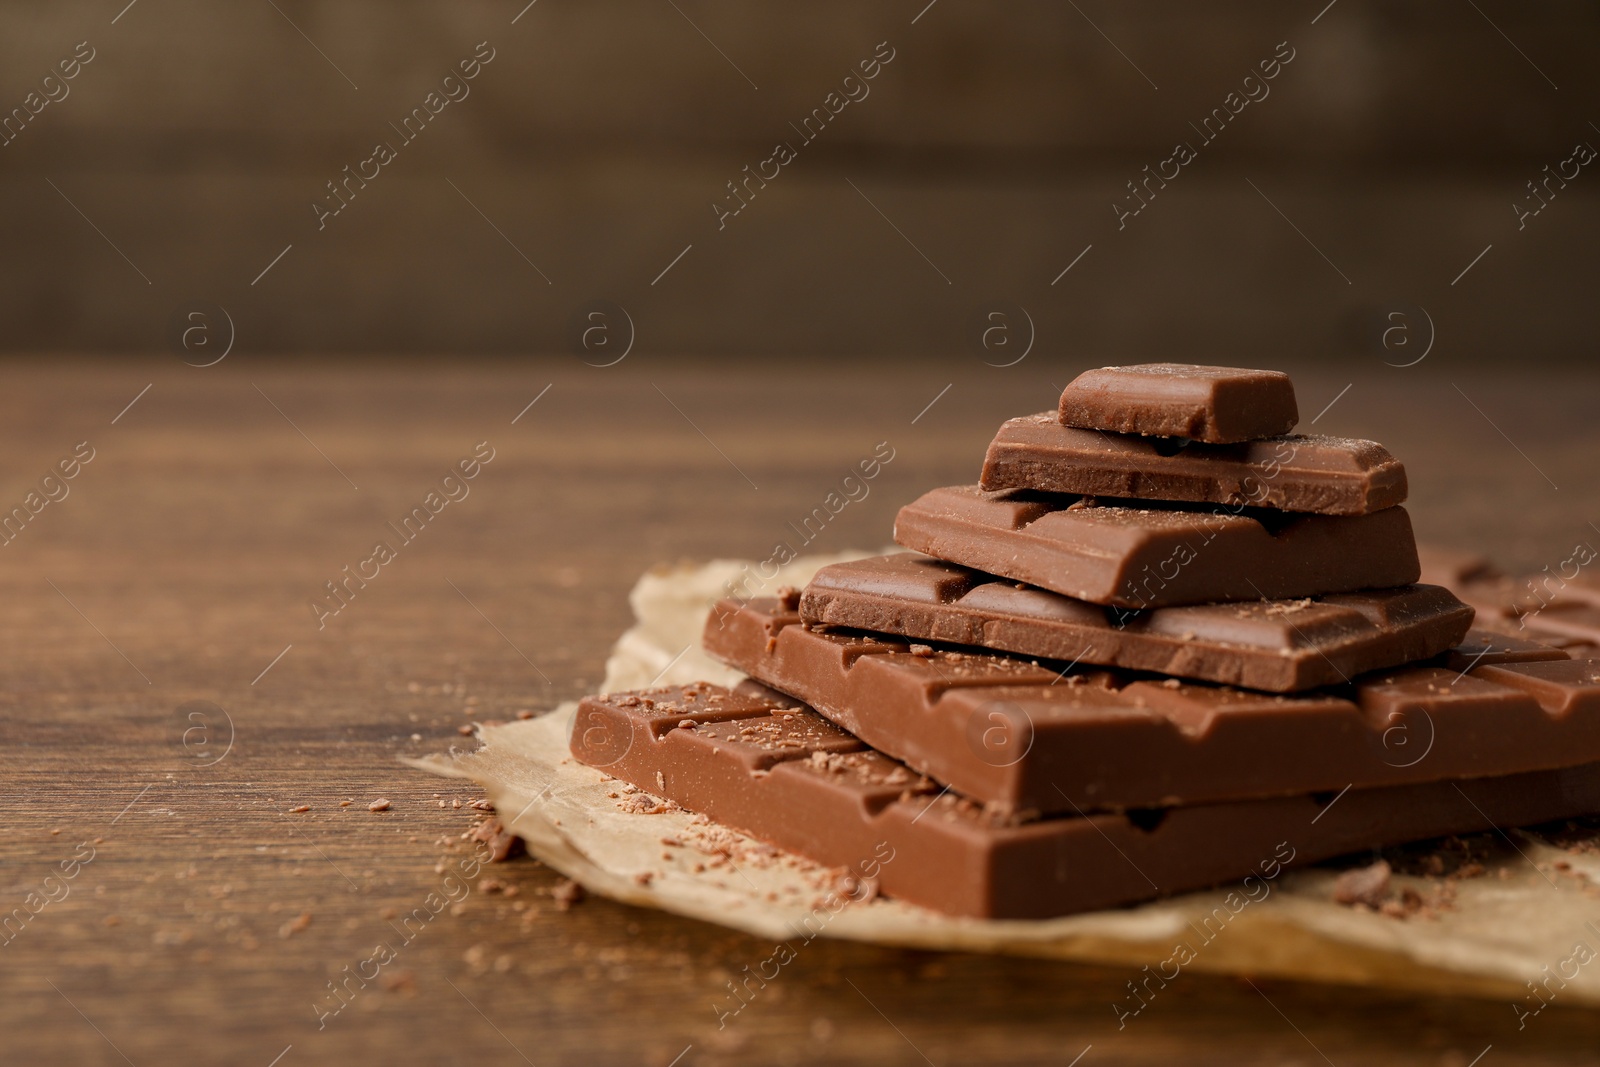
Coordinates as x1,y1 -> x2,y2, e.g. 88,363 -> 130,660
1058,364 -> 1297,443
573,683 -> 1600,919
800,553 -> 1472,692
705,597 -> 1600,813
981,413 -> 1405,515
893,485 -> 1421,608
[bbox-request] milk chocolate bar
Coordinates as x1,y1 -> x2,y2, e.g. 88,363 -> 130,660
572,682 -> 1600,918
704,597 -> 1600,812
1058,364 -> 1298,443
799,553 -> 1472,692
894,485 -> 1420,609
980,414 -> 1406,516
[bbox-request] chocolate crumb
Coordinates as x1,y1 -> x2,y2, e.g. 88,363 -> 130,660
551,878 -> 585,910
1333,859 -> 1391,907
278,911 -> 312,938
380,970 -> 417,994
469,818 -> 525,862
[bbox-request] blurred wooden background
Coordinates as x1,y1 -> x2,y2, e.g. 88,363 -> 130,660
1,0 -> 1597,359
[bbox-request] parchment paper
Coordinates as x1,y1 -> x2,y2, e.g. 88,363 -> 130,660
412,554 -> 1600,1008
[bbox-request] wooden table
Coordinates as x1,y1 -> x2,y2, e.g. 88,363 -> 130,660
3,358 -> 1597,1066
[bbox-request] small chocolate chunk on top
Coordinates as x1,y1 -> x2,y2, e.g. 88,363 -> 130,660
1058,363 -> 1298,443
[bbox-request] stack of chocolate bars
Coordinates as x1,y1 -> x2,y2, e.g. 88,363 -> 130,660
574,364 -> 1600,919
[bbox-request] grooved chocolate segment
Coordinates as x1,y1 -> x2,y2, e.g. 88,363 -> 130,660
1469,659 -> 1600,716
800,554 -> 1473,692
1438,628 -> 1572,672
573,683 -> 1600,919
601,684 -> 777,738
981,413 -> 1407,515
704,598 -> 1600,812
1415,548 -> 1600,656
1058,364 -> 1298,443
893,485 -> 1421,608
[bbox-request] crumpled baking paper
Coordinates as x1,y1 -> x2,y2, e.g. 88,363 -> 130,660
411,553 -> 1600,1009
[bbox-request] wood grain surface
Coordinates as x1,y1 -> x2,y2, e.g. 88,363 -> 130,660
1,357 -> 1597,1066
